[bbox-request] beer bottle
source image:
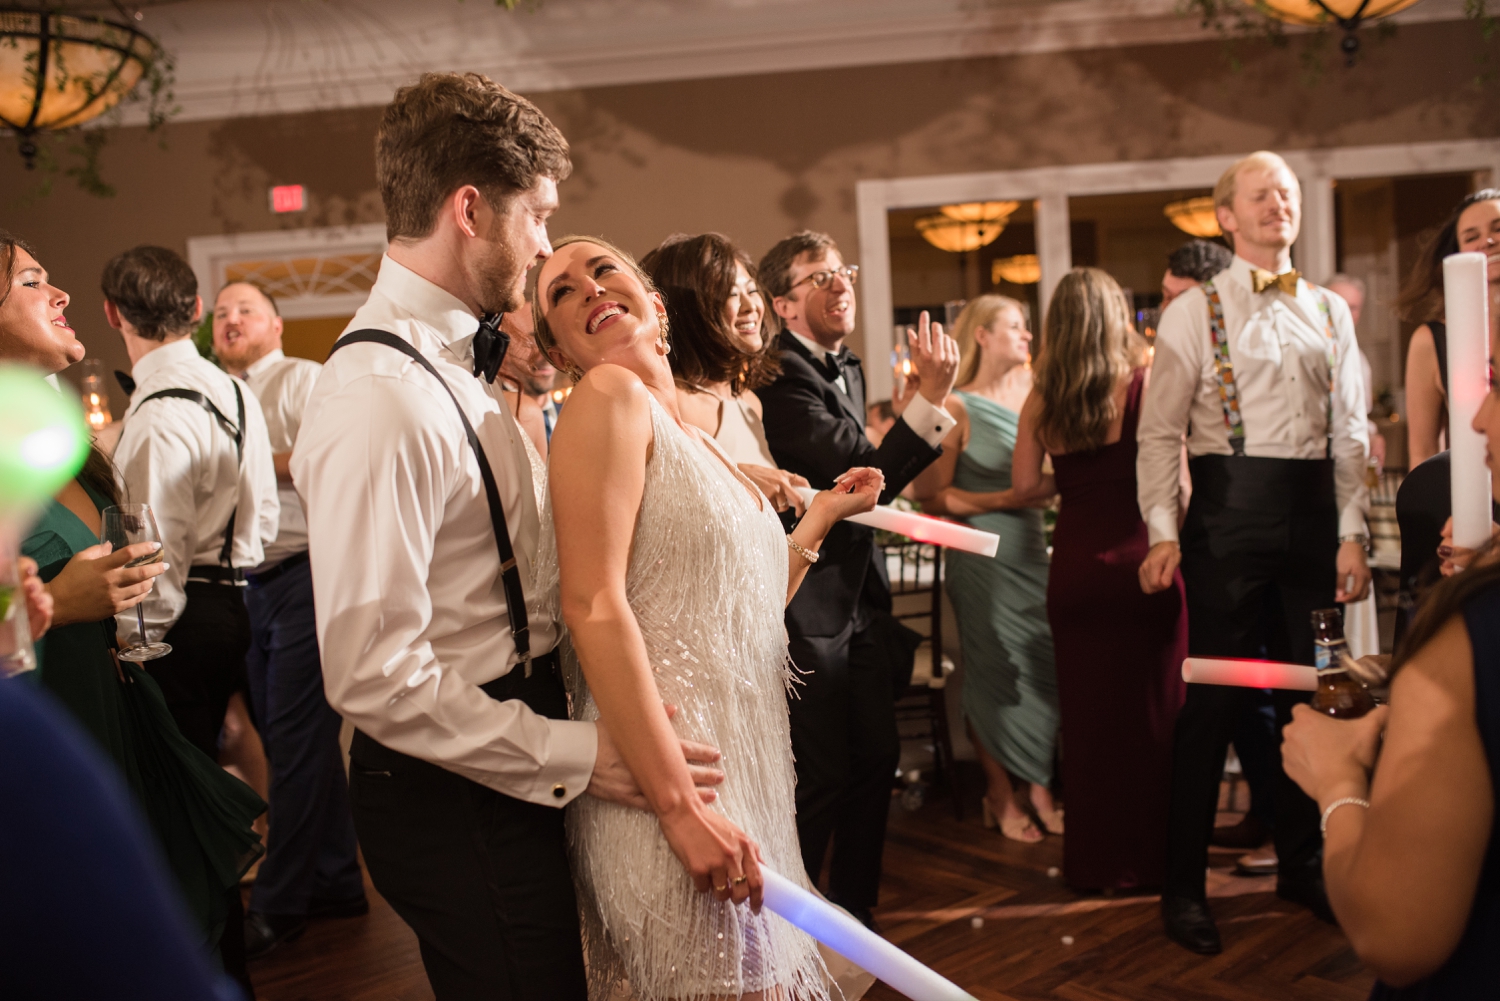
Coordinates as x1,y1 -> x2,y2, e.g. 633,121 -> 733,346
1310,608 -> 1376,719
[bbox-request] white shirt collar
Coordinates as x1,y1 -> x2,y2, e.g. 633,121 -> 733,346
243,348 -> 286,380
788,329 -> 839,364
373,255 -> 480,356
130,337 -> 201,385
1227,255 -> 1301,296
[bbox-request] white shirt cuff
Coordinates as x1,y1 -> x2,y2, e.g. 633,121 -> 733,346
901,393 -> 957,447
1339,506 -> 1370,540
1146,506 -> 1180,547
532,718 -> 598,807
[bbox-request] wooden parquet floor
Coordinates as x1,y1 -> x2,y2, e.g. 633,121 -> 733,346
247,785 -> 1376,1001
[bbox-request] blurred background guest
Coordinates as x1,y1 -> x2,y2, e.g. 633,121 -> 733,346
4,233 -> 264,984
1395,191 -> 1500,641
498,299 -> 558,459
865,399 -> 896,447
1011,269 -> 1186,888
212,282 -> 366,960
1161,239 -> 1233,308
105,245 -> 280,986
642,232 -> 810,514
1400,189 -> 1500,469
910,294 -> 1061,844
758,230 -> 959,928
1282,346 -> 1500,996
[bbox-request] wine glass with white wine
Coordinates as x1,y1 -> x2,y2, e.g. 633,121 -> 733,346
102,503 -> 172,662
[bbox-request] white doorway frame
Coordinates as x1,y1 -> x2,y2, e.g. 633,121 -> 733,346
187,223 -> 389,319
856,139 -> 1500,401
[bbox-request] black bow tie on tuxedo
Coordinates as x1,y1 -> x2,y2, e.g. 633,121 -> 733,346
821,347 -> 855,383
472,312 -> 510,384
114,370 -> 136,396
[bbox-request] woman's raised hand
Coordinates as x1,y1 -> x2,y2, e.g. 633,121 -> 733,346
46,541 -> 167,627
809,467 -> 884,524
1437,516 -> 1500,576
658,798 -> 765,911
739,464 -> 811,516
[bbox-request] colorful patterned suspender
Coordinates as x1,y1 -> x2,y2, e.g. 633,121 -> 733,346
1202,279 -> 1339,459
1201,279 -> 1246,455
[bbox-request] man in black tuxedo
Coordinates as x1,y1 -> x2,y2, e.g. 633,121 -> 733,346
757,231 -> 959,926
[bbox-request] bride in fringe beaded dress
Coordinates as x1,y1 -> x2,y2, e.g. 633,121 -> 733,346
532,235 -> 883,1001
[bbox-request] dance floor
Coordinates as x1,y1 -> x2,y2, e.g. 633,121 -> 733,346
248,779 -> 1376,1000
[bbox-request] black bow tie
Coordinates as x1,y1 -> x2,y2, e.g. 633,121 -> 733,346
114,370 -> 136,396
821,347 -> 855,383
472,313 -> 510,384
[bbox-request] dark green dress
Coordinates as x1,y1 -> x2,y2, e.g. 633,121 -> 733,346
23,483 -> 265,951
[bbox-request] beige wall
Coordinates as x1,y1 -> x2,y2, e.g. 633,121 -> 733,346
4,18 -> 1494,410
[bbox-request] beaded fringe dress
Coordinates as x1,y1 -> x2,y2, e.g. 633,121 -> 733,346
537,394 -> 830,1001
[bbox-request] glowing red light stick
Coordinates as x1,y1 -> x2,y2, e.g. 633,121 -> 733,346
1181,657 -> 1318,691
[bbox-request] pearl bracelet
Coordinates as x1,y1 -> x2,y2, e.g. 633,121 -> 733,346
786,536 -> 819,564
1320,796 -> 1370,835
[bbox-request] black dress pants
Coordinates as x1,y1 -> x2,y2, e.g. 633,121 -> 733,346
1163,456 -> 1336,903
146,581 -> 252,762
787,602 -> 903,911
348,656 -> 587,1001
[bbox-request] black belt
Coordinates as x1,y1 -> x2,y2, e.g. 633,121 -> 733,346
479,650 -> 567,721
187,564 -> 247,585
244,550 -> 310,589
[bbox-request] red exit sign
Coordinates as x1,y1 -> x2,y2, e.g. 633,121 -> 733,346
269,184 -> 306,213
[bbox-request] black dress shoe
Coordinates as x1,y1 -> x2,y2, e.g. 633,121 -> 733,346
244,911 -> 307,960
1162,896 -> 1222,955
1210,814 -> 1272,849
307,894 -> 370,919
1277,876 -> 1336,924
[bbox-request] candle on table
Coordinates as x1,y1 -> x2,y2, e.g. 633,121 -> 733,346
1442,252 -> 1495,550
793,488 -> 1000,558
1181,657 -> 1318,691
760,867 -> 977,1001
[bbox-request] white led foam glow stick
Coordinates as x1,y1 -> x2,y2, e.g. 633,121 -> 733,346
793,488 -> 1000,557
760,867 -> 978,1001
1442,252 -> 1495,551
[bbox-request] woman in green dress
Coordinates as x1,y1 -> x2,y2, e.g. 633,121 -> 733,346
912,295 -> 1062,843
1,232 -> 264,968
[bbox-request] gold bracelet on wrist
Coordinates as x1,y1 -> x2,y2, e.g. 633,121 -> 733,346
786,535 -> 820,564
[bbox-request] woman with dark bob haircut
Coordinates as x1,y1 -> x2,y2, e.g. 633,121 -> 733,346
641,232 -> 812,514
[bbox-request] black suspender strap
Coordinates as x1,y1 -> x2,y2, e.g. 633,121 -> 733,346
329,330 -> 533,669
138,382 -> 246,568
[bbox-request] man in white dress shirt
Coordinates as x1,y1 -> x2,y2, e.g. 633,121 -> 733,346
104,245 -> 280,989
212,283 -> 365,959
1137,152 -> 1371,955
291,73 -> 721,1000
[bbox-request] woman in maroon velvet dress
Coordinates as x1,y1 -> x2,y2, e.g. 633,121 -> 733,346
1013,268 -> 1188,891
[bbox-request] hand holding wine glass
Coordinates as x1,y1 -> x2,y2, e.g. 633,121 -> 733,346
101,504 -> 172,662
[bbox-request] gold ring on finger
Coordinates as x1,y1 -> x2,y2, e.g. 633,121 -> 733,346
731,875 -> 748,886
714,884 -> 728,893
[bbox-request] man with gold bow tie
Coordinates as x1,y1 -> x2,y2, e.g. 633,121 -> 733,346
1137,151 -> 1371,955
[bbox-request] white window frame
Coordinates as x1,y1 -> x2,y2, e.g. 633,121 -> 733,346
856,139 -> 1500,400
186,223 -> 389,320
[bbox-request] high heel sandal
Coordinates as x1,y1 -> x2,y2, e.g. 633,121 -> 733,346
983,797 -> 1043,844
1033,804 -> 1065,836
